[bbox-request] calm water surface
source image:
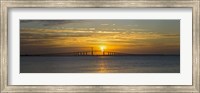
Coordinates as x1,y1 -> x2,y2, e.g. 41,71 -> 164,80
20,56 -> 180,73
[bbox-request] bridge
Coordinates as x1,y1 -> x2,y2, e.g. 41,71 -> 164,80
72,51 -> 121,56
53,47 -> 130,56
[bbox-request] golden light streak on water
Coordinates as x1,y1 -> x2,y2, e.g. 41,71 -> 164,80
98,60 -> 108,73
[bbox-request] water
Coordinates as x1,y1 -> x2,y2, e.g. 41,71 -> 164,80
20,56 -> 180,73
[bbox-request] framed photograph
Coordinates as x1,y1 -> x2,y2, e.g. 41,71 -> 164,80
0,0 -> 199,93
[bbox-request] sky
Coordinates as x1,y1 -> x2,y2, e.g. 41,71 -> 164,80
20,20 -> 180,55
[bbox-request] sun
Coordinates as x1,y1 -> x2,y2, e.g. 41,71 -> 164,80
100,45 -> 106,52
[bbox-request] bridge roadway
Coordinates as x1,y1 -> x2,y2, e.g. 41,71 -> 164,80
74,51 -> 117,56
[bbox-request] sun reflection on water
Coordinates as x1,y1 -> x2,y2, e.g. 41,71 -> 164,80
98,60 -> 108,73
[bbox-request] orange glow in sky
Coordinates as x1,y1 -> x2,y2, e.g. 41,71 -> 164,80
20,20 -> 180,55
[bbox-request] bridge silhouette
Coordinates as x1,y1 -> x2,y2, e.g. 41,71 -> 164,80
41,47 -> 130,56
65,51 -> 127,56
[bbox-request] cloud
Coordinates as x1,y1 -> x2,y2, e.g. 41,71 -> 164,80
131,28 -> 147,32
101,24 -> 109,26
20,20 -> 85,27
96,31 -> 120,34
